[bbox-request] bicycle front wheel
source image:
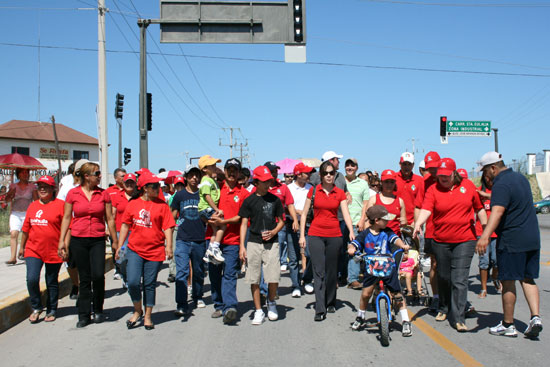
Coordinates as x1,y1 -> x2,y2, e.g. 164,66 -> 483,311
378,297 -> 390,347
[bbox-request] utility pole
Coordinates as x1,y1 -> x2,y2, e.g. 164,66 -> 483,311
219,127 -> 239,158
50,115 -> 62,184
98,0 -> 109,187
138,19 -> 150,168
238,139 -> 249,163
492,128 -> 499,152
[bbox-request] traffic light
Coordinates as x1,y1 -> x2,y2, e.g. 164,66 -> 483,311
293,0 -> 304,43
146,93 -> 152,131
124,147 -> 131,165
115,93 -> 124,119
440,116 -> 447,137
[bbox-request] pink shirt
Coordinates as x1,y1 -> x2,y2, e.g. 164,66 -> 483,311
65,186 -> 111,237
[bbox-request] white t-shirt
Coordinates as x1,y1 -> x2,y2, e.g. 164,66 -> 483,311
57,175 -> 78,201
287,181 -> 312,218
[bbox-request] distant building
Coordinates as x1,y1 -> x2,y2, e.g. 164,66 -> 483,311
0,120 -> 99,185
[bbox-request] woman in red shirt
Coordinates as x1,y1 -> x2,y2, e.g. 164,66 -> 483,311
365,169 -> 407,237
58,162 -> 117,328
414,158 -> 487,332
117,172 -> 175,330
20,176 -> 64,323
299,161 -> 355,321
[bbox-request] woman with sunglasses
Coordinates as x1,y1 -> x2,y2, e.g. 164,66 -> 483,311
299,161 -> 355,321
117,172 -> 175,330
20,176 -> 65,323
58,162 -> 117,328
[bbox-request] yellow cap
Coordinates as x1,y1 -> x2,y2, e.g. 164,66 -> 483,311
198,155 -> 221,170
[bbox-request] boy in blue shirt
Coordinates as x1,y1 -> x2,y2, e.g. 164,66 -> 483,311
347,205 -> 412,337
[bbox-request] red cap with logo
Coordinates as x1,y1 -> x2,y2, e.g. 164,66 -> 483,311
381,169 -> 397,181
424,151 -> 441,169
293,162 -> 313,175
457,168 -> 468,179
123,173 -> 137,182
173,176 -> 185,185
253,166 -> 274,182
138,172 -> 160,188
37,175 -> 56,187
135,167 -> 151,176
437,158 -> 457,176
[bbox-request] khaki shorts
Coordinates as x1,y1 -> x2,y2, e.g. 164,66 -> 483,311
245,241 -> 280,285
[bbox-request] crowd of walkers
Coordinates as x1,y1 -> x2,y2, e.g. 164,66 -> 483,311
5,150 -> 543,339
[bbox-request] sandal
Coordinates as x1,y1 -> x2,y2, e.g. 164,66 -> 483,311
493,279 -> 502,293
45,312 -> 56,322
29,310 -> 42,324
478,290 -> 487,298
5,260 -> 16,265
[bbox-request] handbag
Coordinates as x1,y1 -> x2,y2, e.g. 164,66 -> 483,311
306,186 -> 316,224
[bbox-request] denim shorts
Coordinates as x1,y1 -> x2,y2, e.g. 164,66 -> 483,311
478,238 -> 497,270
199,207 -> 215,221
497,248 -> 540,281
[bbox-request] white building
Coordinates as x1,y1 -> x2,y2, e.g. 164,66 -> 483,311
0,120 -> 99,186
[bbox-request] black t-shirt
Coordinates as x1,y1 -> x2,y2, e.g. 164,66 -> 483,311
170,189 -> 206,242
238,192 -> 283,243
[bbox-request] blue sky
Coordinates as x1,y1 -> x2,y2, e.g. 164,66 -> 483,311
1,0 -> 549,176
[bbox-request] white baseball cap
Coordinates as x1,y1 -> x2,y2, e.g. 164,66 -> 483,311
322,151 -> 343,161
419,160 -> 426,169
477,151 -> 503,171
400,152 -> 414,164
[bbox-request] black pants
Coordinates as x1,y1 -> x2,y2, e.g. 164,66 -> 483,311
69,236 -> 106,320
308,236 -> 342,314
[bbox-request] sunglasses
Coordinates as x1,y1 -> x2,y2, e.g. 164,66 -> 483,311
284,175 -> 294,179
92,171 -> 101,177
146,183 -> 160,189
321,170 -> 336,177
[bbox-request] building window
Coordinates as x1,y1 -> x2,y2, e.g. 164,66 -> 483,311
73,150 -> 89,160
11,146 -> 30,155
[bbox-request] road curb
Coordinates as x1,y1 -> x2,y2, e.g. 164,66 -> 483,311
0,254 -> 114,334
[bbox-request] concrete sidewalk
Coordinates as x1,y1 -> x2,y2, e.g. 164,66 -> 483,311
0,245 -> 114,333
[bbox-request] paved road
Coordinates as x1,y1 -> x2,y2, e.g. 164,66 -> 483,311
1,216 -> 549,367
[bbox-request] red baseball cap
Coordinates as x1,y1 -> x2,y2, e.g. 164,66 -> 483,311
253,166 -> 274,182
381,169 -> 397,181
457,168 -> 468,179
437,158 -> 456,176
37,175 -> 56,187
138,172 -> 160,188
293,162 -> 313,175
135,167 -> 151,176
123,173 -> 137,182
424,151 -> 441,169
173,176 -> 185,185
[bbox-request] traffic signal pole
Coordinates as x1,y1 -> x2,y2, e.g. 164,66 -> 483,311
98,0 -> 109,188
138,19 -> 149,169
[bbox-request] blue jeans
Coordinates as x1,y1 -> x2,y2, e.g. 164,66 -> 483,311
126,247 -> 162,307
25,257 -> 62,314
175,240 -> 207,310
338,220 -> 348,281
209,244 -> 240,313
279,224 -> 289,266
478,238 -> 497,270
346,226 -> 360,283
285,223 -> 302,290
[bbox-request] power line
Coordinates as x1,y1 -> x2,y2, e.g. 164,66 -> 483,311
2,41 -> 550,78
355,0 -> 550,7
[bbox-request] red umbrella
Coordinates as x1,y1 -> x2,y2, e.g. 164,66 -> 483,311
157,170 -> 183,185
0,153 -> 46,170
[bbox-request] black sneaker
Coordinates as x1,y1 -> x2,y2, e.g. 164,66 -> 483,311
223,308 -> 237,324
70,286 -> 79,300
76,318 -> 91,328
93,313 -> 106,324
167,274 -> 176,283
351,317 -> 366,331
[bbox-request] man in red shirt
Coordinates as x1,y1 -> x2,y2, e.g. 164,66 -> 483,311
105,168 -> 126,196
207,158 -> 250,325
395,152 -> 424,225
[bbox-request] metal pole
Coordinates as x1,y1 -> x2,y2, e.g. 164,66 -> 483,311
118,119 -> 122,168
492,128 -> 499,152
98,0 -> 109,187
138,19 -> 149,168
230,128 -> 233,158
50,115 -> 62,185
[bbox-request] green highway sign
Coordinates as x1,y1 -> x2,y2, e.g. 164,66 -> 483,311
446,120 -> 491,137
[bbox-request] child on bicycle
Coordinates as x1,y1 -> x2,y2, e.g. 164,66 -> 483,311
348,205 -> 412,337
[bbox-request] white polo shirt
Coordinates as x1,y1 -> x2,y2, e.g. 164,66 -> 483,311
287,181 -> 312,219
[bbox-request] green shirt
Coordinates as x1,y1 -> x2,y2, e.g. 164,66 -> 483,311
346,177 -> 370,223
198,176 -> 220,212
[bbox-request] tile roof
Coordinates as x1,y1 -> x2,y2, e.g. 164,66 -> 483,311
0,120 -> 98,145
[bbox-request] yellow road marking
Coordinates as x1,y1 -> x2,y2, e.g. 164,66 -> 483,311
409,310 -> 483,367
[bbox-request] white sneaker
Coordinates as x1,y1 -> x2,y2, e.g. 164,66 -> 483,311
187,286 -> 193,297
207,247 -> 225,263
196,300 -> 206,308
267,301 -> 278,321
113,273 -> 122,280
252,310 -> 265,325
489,322 -> 518,337
292,289 -> 301,298
304,283 -> 314,294
280,264 -> 288,271
524,316 -> 543,339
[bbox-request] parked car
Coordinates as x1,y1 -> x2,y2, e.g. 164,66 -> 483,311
534,195 -> 550,214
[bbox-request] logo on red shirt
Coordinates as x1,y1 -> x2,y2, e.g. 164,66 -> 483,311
30,209 -> 48,226
36,210 -> 43,218
411,184 -> 416,191
134,209 -> 152,228
460,187 -> 466,194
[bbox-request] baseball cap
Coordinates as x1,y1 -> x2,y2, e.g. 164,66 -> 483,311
37,175 -> 56,187
345,158 -> 358,167
419,160 -> 426,169
198,155 -> 221,170
138,172 -> 160,188
123,173 -> 137,182
293,162 -> 313,175
135,167 -> 151,176
400,152 -> 414,164
263,161 -> 280,172
74,159 -> 90,175
185,166 -> 201,177
457,168 -> 468,179
322,151 -> 343,161
224,158 -> 242,170
173,176 -> 185,185
241,167 -> 251,177
367,205 -> 396,221
476,151 -> 503,171
424,151 -> 441,169
381,169 -> 397,181
253,166 -> 274,182
437,158 -> 457,176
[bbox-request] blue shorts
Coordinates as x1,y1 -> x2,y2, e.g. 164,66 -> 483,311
478,238 -> 497,270
199,207 -> 215,221
497,248 -> 540,281
362,268 -> 401,293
